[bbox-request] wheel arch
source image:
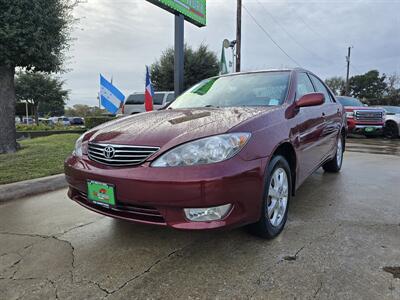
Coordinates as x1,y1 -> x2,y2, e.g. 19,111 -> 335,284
341,127 -> 346,151
271,142 -> 297,196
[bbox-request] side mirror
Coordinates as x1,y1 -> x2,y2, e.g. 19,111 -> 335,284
296,93 -> 325,108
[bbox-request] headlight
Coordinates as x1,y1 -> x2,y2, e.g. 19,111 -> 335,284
73,134 -> 84,157
346,111 -> 354,118
151,133 -> 251,167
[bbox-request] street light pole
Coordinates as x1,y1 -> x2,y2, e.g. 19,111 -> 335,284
236,0 -> 242,72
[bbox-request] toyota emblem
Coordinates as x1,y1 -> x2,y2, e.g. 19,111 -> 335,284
104,146 -> 116,159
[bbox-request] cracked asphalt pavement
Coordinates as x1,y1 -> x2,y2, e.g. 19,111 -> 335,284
1,140 -> 400,299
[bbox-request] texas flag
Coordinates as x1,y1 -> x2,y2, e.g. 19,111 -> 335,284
145,66 -> 154,112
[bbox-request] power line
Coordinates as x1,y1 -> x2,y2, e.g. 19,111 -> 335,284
254,0 -> 334,66
242,4 -> 302,67
289,7 -> 365,74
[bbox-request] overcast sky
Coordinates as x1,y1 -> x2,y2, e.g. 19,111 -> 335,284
63,0 -> 400,106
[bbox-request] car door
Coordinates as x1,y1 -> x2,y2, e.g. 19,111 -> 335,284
309,74 -> 342,159
295,72 -> 327,179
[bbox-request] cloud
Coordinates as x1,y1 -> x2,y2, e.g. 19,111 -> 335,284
63,0 -> 400,106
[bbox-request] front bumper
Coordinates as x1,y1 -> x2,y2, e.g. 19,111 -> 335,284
347,119 -> 384,134
65,155 -> 265,230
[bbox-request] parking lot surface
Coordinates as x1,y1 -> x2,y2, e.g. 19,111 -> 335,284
1,139 -> 399,299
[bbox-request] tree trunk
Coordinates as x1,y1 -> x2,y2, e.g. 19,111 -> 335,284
0,65 -> 17,154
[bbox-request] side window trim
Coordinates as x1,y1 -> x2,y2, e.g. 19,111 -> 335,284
305,72 -> 317,92
309,74 -> 336,103
296,72 -> 316,100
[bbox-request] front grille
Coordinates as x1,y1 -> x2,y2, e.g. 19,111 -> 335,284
88,143 -> 159,166
116,203 -> 165,223
355,110 -> 384,122
75,190 -> 166,224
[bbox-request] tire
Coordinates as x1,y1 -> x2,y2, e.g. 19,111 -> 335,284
249,155 -> 292,239
323,134 -> 344,173
384,121 -> 399,139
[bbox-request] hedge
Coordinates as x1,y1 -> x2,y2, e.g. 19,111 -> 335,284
85,116 -> 116,129
16,124 -> 84,132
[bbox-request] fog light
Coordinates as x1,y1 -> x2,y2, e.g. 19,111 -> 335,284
184,204 -> 232,222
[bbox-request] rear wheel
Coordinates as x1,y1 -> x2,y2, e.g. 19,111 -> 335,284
384,121 -> 399,139
249,155 -> 292,239
323,134 -> 344,173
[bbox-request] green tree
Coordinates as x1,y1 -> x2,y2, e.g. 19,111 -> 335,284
325,76 -> 345,96
386,73 -> 400,97
150,44 -> 219,91
349,70 -> 387,99
64,104 -> 106,117
15,72 -> 69,121
0,0 -> 75,153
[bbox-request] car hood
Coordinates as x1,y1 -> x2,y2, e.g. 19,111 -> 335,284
86,107 -> 270,148
344,106 -> 384,112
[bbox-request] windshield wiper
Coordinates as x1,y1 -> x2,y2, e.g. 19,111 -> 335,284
203,105 -> 219,108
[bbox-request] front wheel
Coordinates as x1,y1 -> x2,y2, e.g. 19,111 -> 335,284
323,134 -> 344,173
249,155 -> 292,239
384,122 -> 399,139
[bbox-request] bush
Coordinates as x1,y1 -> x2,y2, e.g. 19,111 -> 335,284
16,123 -> 83,132
85,116 -> 116,129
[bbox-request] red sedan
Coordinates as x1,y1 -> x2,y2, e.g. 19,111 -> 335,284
65,69 -> 346,239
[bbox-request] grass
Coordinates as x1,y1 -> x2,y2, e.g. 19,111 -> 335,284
0,134 -> 80,185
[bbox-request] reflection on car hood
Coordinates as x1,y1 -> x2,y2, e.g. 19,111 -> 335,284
87,107 -> 271,148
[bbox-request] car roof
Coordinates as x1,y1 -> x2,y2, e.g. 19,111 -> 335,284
218,68 -> 300,78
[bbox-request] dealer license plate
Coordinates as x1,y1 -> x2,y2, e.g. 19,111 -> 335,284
87,181 -> 116,207
365,127 -> 375,133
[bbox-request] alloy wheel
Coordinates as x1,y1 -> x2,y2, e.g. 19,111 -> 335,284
267,168 -> 289,227
336,137 -> 343,166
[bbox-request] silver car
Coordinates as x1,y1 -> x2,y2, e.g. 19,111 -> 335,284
377,106 -> 400,138
119,91 -> 175,115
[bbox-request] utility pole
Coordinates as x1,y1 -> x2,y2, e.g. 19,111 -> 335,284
345,46 -> 352,96
236,0 -> 242,72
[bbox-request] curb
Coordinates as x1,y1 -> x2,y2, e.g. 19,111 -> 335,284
0,174 -> 67,203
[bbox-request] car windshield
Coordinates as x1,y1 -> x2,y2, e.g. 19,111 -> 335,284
169,72 -> 290,109
382,106 -> 400,114
336,97 -> 363,106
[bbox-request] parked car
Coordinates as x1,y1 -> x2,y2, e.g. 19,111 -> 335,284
336,96 -> 385,137
119,91 -> 175,115
22,117 -> 34,125
375,106 -> 400,138
38,118 -> 51,125
69,117 -> 85,126
49,116 -> 71,126
65,69 -> 346,239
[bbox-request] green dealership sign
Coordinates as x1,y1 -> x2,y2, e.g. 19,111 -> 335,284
147,0 -> 206,27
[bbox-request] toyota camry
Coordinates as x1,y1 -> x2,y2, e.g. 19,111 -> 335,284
65,69 -> 346,239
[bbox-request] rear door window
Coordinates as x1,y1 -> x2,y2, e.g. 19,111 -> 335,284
125,94 -> 145,105
166,93 -> 175,103
297,73 -> 315,100
153,93 -> 165,105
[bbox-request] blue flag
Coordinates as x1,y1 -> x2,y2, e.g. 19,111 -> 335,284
99,75 -> 125,114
